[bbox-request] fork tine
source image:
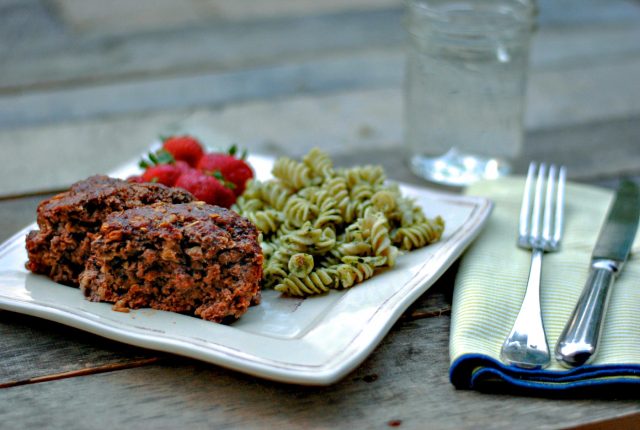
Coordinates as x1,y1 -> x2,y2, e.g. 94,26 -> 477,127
519,162 -> 537,246
543,164 -> 557,244
553,166 -> 567,246
530,163 -> 547,243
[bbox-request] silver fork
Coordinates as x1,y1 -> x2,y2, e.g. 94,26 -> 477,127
500,162 -> 567,369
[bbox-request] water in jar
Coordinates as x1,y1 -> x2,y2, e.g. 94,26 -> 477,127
404,0 -> 532,163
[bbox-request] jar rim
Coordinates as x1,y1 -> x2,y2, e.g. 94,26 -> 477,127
405,0 -> 536,39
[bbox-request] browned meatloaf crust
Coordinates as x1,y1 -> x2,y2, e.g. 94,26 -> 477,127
26,175 -> 195,286
79,202 -> 263,323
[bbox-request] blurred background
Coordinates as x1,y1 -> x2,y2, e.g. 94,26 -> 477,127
1,0 -> 640,196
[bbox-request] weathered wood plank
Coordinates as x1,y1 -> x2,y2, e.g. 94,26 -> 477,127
536,0 -> 640,26
570,413 -> 640,430
1,315 -> 638,429
1,92 -> 639,198
526,57 -> 640,130
531,23 -> 640,70
0,50 -> 404,128
336,118 -> 640,185
3,36 -> 640,129
52,0 -> 640,37
0,8 -> 406,92
0,0 -> 65,58
0,311 -> 159,387
518,116 -> 640,181
52,0 -> 399,34
3,1 -> 640,94
0,195 -> 47,242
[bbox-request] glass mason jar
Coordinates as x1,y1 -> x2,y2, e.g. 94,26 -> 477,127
404,0 -> 536,186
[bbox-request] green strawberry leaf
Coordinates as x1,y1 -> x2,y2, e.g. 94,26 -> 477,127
210,170 -> 236,190
148,152 -> 159,165
226,143 -> 248,160
155,149 -> 175,165
139,149 -> 175,170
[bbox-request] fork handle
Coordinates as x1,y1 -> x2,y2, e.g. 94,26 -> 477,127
555,260 -> 617,368
500,248 -> 551,369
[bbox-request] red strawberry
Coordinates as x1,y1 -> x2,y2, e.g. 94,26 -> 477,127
141,164 -> 182,186
197,153 -> 253,196
174,170 -> 236,208
162,136 -> 205,167
127,175 -> 145,183
174,160 -> 192,174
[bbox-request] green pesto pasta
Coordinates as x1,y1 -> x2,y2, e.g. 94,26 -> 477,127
288,253 -> 315,277
234,148 -> 445,297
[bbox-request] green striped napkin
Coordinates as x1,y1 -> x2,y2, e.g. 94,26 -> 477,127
449,177 -> 640,392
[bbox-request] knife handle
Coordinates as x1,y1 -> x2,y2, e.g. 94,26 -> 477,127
555,260 -> 617,368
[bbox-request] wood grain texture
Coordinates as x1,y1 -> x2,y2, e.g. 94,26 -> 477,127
0,311 -> 159,387
568,413 -> 640,430
3,1 -> 639,94
0,195 -> 47,242
1,315 -> 638,429
1,3 -> 640,196
0,8 -> 405,93
520,116 -> 640,181
3,33 -> 640,129
2,87 -> 640,197
2,5 -> 640,127
52,0 -> 398,33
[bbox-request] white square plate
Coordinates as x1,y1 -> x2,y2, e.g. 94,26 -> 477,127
0,154 -> 492,385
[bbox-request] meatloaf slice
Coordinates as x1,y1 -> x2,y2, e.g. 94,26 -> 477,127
26,175 -> 195,286
79,202 -> 263,323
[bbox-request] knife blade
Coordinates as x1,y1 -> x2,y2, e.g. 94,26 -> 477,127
555,179 -> 640,368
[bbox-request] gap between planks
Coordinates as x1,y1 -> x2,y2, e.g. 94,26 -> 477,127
403,307 -> 452,321
0,357 -> 162,390
566,412 -> 640,430
0,188 -> 67,202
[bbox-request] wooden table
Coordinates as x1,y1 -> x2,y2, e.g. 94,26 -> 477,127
1,1 -> 640,428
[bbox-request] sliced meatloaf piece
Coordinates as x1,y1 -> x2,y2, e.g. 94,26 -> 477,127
26,175 -> 195,286
79,202 -> 263,323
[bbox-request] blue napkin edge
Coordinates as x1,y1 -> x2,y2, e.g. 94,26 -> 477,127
450,354 -> 640,391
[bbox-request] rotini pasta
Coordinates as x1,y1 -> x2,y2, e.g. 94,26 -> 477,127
392,216 -> 445,250
272,157 -> 314,190
260,180 -> 293,211
288,253 -> 315,277
275,267 -> 338,296
242,209 -> 281,234
234,148 -> 445,297
303,148 -> 334,180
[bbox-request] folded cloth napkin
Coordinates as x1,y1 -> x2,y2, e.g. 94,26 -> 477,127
449,177 -> 640,393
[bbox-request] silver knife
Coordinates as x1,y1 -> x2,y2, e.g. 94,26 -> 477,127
555,179 -> 640,368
